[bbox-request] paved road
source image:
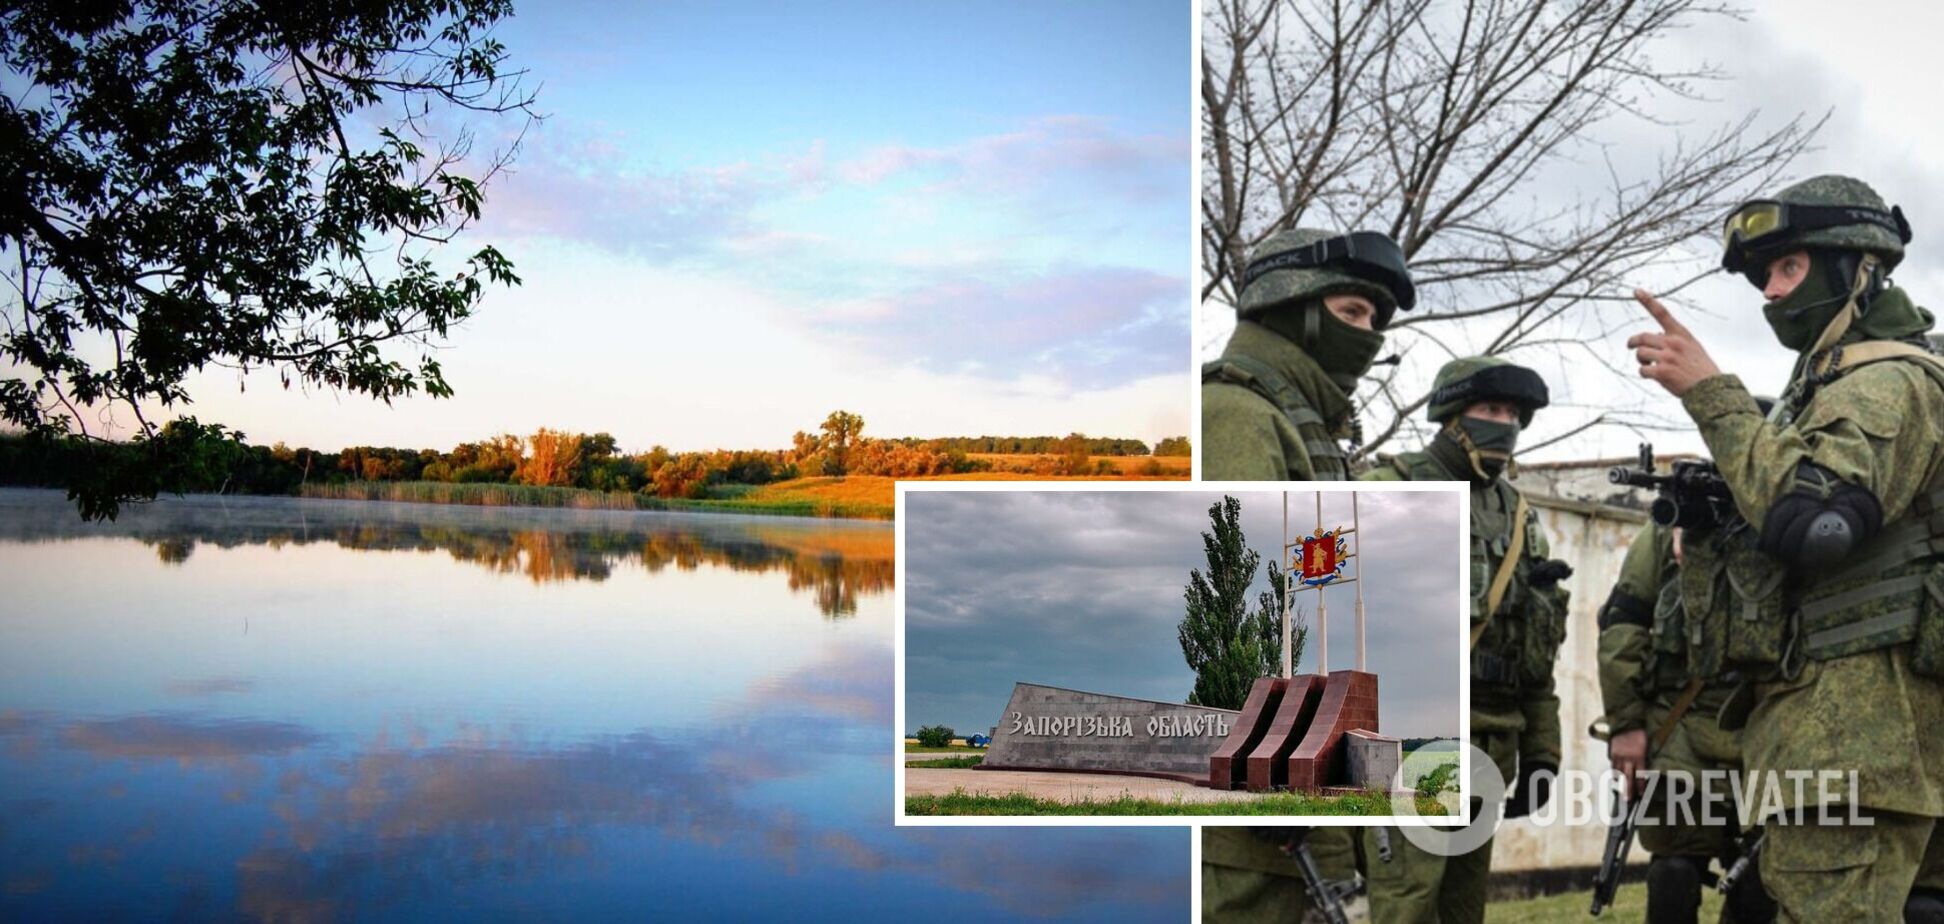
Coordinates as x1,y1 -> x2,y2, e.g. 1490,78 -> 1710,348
904,768 -> 1269,803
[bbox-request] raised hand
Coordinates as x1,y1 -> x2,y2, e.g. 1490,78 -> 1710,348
1627,288 -> 1722,397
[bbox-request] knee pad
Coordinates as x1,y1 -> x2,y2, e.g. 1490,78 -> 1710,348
1646,855 -> 1705,924
1907,887 -> 1944,924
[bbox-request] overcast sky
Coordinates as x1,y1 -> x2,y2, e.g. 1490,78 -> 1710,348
1197,1 -> 1944,463
904,489 -> 1461,738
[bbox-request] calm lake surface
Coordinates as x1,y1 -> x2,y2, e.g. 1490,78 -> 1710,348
0,489 -> 1187,920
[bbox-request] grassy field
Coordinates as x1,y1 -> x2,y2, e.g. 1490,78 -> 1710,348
905,755 -> 986,769
964,453 -> 1191,478
904,787 -> 1450,817
300,458 -> 1187,521
1486,881 -> 1722,922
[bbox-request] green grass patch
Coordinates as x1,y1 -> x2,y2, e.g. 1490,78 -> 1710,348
903,744 -> 984,753
299,480 -> 891,520
1485,880 -> 1721,922
903,787 -> 1449,817
905,755 -> 985,769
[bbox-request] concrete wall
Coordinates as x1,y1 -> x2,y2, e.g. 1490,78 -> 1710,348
981,682 -> 1241,777
1490,462 -> 1654,873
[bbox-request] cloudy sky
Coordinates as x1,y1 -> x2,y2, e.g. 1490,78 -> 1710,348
158,1 -> 1190,452
1197,1 -> 1944,463
904,488 -> 1461,738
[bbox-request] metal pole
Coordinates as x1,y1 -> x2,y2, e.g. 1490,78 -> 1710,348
1355,491 -> 1366,672
1282,492 -> 1292,679
1316,491 -> 1326,675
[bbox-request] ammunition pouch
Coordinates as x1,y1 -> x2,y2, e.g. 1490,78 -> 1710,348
1682,527 -> 1791,676
1519,580 -> 1568,686
1472,649 -> 1519,687
1795,487 -> 1944,668
1202,356 -> 1350,480
1646,577 -> 1694,692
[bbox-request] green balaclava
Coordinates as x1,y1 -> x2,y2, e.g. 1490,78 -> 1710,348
1440,417 -> 1520,481
1258,299 -> 1387,394
1238,227 -> 1415,394
1761,250 -> 1852,351
1424,356 -> 1550,482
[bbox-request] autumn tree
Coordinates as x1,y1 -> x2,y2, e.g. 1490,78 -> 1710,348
1057,432 -> 1093,476
516,428 -> 584,487
819,411 -> 865,478
1202,0 -> 1817,457
1,0 -> 538,518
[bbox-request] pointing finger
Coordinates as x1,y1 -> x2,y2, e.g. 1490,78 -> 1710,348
1633,288 -> 1691,338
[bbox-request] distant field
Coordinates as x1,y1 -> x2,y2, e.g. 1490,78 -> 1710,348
964,453 -> 1190,478
301,458 -> 1186,521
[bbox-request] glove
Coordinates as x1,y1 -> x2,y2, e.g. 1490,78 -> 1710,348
1529,558 -> 1573,589
1504,761 -> 1556,819
1249,826 -> 1304,852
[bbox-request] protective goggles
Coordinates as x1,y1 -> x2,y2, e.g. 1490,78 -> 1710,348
1243,230 -> 1417,313
1719,200 -> 1910,272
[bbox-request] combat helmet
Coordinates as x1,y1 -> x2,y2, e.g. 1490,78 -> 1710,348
1721,174 -> 1911,285
1426,355 -> 1550,427
1238,228 -> 1416,329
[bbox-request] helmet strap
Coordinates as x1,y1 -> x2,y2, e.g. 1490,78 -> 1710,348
1804,253 -> 1879,378
1442,418 -> 1509,482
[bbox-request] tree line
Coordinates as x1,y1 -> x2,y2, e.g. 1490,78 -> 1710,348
0,410 -> 1191,511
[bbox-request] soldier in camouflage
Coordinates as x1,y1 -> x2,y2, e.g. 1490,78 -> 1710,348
1597,520 -> 1774,923
1629,174 -> 1944,922
1201,227 -> 1411,919
1351,356 -> 1573,924
1203,228 -> 1416,480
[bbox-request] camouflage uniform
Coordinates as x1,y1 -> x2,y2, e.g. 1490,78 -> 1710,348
1690,175 -> 1944,922
1203,230 -> 1413,914
1355,356 -> 1570,924
1203,228 -> 1414,481
1201,827 -> 1362,923
1596,522 -> 1764,922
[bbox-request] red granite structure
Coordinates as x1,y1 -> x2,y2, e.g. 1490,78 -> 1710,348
1287,670 -> 1378,792
1205,670 -> 1378,792
1206,678 -> 1285,789
1246,672 -> 1323,791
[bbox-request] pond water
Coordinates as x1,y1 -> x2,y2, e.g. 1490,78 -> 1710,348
0,489 -> 1186,920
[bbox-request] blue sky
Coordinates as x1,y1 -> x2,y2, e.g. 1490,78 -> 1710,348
169,1 -> 1191,452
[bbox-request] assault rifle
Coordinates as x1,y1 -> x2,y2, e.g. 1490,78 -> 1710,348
1256,827 -> 1359,924
1717,829 -> 1765,896
1589,793 -> 1642,916
1607,443 -> 1737,531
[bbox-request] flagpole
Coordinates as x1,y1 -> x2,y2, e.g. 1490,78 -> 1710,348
1354,491 -> 1366,672
1316,491 -> 1326,675
1282,492 -> 1291,680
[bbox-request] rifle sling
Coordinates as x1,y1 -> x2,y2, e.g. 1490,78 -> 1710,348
1650,678 -> 1706,756
1471,492 -> 1529,649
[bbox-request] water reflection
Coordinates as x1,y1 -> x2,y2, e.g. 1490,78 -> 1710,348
0,490 -> 1188,920
0,490 -> 893,616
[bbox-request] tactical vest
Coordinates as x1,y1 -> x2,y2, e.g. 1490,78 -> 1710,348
1386,451 -> 1565,693
1643,555 -> 1700,693
1202,355 -> 1350,479
1690,348 -> 1944,680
